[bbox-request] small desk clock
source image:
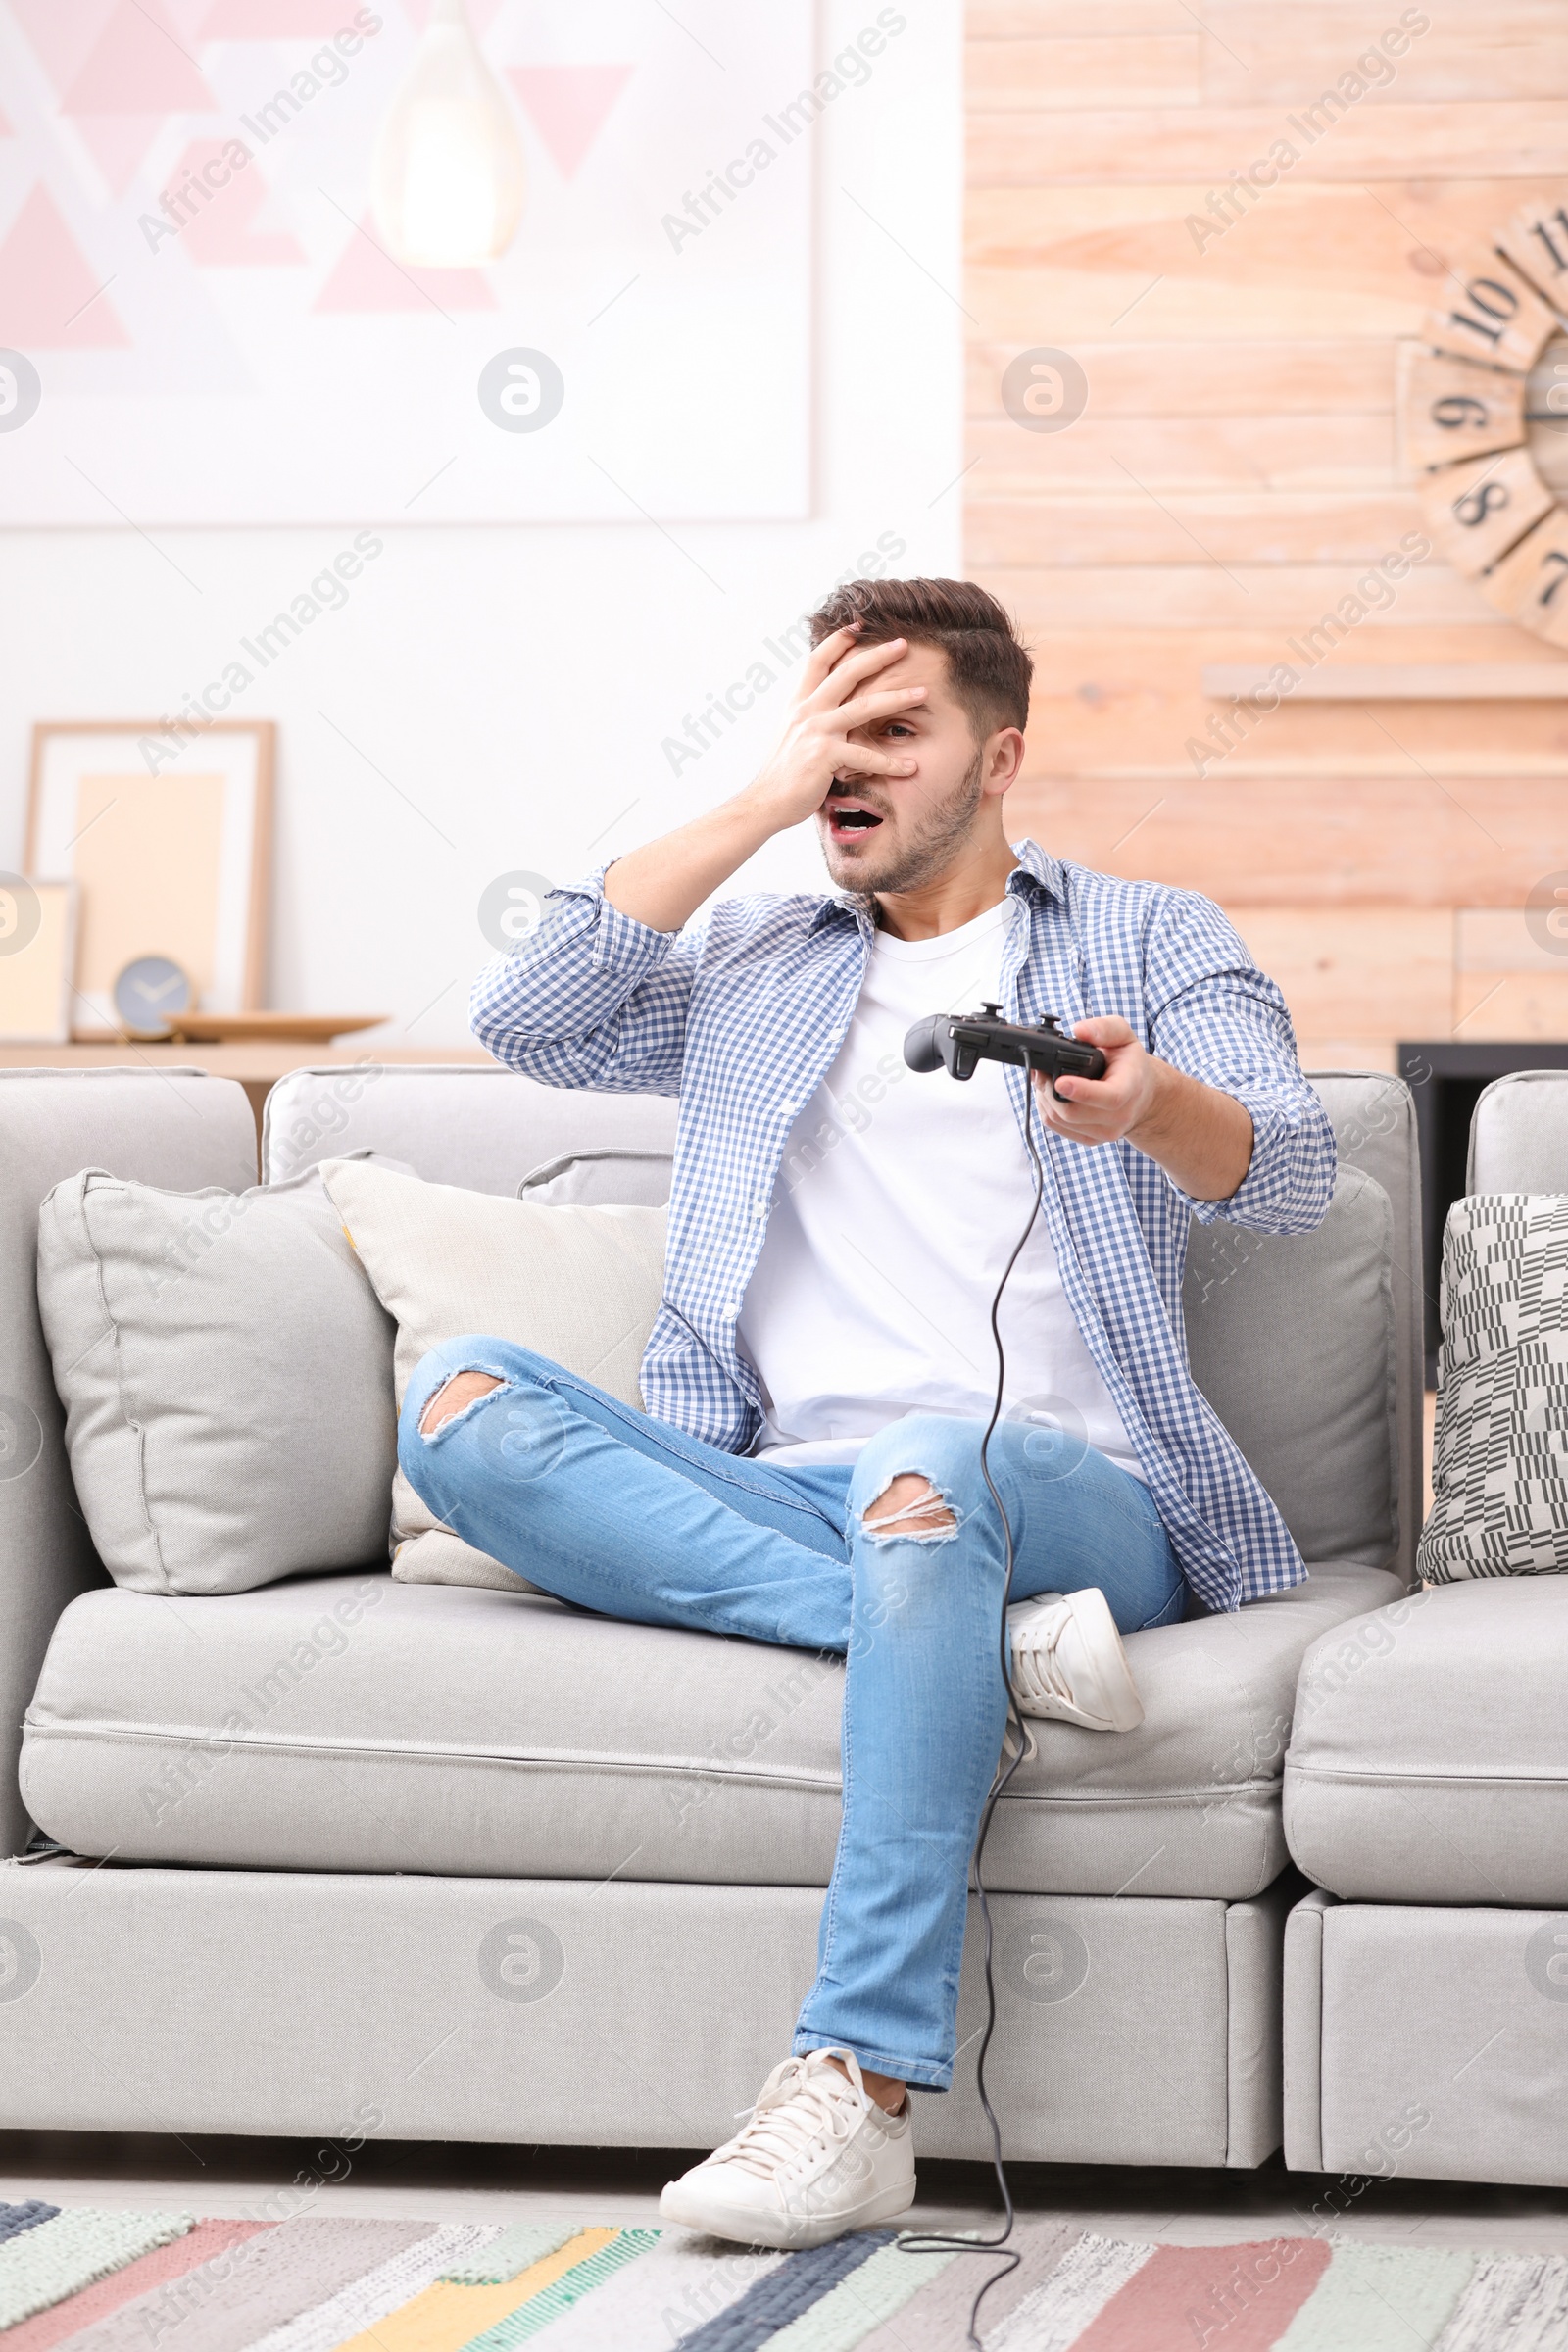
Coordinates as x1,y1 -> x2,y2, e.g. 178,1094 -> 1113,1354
113,956 -> 193,1037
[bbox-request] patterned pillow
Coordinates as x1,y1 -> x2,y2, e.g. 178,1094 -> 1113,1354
1419,1193 -> 1568,1582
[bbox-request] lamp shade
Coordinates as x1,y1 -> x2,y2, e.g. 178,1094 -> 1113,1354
370,0 -> 525,268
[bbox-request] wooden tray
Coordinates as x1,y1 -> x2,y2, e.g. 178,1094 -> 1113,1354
164,1013 -> 388,1043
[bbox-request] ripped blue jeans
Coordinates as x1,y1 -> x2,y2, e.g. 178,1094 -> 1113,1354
400,1338 -> 1184,2091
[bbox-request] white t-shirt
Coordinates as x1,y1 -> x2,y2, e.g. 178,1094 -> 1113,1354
735,898 -> 1145,1476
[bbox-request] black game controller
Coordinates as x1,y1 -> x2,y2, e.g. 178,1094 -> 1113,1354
904,1002 -> 1107,1101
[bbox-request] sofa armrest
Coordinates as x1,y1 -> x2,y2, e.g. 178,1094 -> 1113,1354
0,1071 -> 256,1855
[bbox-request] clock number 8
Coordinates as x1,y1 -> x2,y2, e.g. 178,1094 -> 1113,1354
1452,479 -> 1508,527
1430,395 -> 1491,431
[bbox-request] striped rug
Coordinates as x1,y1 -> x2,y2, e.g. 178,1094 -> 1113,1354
2,2204 -> 1566,2351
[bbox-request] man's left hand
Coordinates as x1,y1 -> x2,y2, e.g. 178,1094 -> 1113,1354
1033,1015 -> 1254,1202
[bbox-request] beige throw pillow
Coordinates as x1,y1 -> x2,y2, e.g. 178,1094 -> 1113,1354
318,1158 -> 666,1590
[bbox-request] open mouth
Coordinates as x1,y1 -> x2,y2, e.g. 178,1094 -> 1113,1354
823,799 -> 885,843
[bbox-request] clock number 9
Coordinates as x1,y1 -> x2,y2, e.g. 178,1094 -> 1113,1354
1430,395 -> 1491,431
1452,479 -> 1508,527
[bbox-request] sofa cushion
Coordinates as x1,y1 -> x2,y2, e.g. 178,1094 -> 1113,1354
1183,1162 -> 1397,1569
1418,1193 -> 1568,1583
318,1157 -> 665,1592
1284,1578 -> 1568,1904
35,1163 -> 397,1596
517,1148 -> 673,1206
262,1064 -> 680,1194
1468,1069 -> 1568,1194
21,1557 -> 1397,1900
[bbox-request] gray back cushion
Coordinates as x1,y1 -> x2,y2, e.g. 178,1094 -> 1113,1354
263,1065 -> 679,1195
518,1148 -> 674,1206
1308,1073 -> 1424,1584
1184,1162 -> 1396,1568
1470,1071 -> 1568,1193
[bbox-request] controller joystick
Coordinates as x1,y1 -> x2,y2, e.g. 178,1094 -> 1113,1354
903,1004 -> 1107,1101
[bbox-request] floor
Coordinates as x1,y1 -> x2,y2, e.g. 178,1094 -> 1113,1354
4,2131 -> 1568,2257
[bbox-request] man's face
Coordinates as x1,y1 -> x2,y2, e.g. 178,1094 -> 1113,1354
814,640 -> 999,895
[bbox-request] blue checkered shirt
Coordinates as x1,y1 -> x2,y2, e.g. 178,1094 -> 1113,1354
471,840 -> 1336,1610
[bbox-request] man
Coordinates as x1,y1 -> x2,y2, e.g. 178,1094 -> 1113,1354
400,577 -> 1335,2249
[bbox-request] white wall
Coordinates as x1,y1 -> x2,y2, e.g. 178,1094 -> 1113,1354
0,2 -> 962,1049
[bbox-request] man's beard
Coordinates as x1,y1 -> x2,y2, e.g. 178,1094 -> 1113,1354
824,751 -> 986,895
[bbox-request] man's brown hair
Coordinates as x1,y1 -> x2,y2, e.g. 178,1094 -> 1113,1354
807,576 -> 1032,739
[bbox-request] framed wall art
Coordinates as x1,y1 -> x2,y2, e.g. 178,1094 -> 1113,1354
0,876 -> 76,1043
25,719 -> 273,1033
0,0 -> 813,526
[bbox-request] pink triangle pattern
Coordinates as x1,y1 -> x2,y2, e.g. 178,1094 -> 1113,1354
63,0 -> 220,114
508,64 -> 632,179
163,0 -> 220,39
0,184 -> 130,346
200,0 -> 386,30
313,214 -> 498,313
6,0 -> 118,98
72,116 -> 169,198
404,0 -> 506,32
164,141 -> 307,265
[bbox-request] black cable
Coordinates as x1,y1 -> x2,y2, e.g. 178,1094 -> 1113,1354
897,1100 -> 1048,2347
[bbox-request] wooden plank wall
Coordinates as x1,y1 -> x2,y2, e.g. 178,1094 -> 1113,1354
966,0 -> 1568,1068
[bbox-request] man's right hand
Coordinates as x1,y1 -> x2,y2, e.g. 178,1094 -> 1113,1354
601,628 -> 927,935
740,629 -> 924,832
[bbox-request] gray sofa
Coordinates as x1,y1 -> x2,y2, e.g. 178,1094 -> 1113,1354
0,1061 -> 1422,2167
1283,1070 -> 1568,2189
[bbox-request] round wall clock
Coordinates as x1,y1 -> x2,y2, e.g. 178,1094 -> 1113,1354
1399,197 -> 1568,647
113,955 -> 193,1036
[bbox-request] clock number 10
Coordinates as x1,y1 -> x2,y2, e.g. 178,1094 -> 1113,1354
1445,276 -> 1519,352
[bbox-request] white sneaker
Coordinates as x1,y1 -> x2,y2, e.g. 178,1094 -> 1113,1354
1007,1587 -> 1146,1732
659,2047 -> 915,2249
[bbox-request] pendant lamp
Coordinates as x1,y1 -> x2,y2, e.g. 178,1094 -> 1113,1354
371,0 -> 525,267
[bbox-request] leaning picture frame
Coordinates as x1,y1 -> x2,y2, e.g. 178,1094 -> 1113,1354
25,720 -> 273,1034
0,878 -> 77,1045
